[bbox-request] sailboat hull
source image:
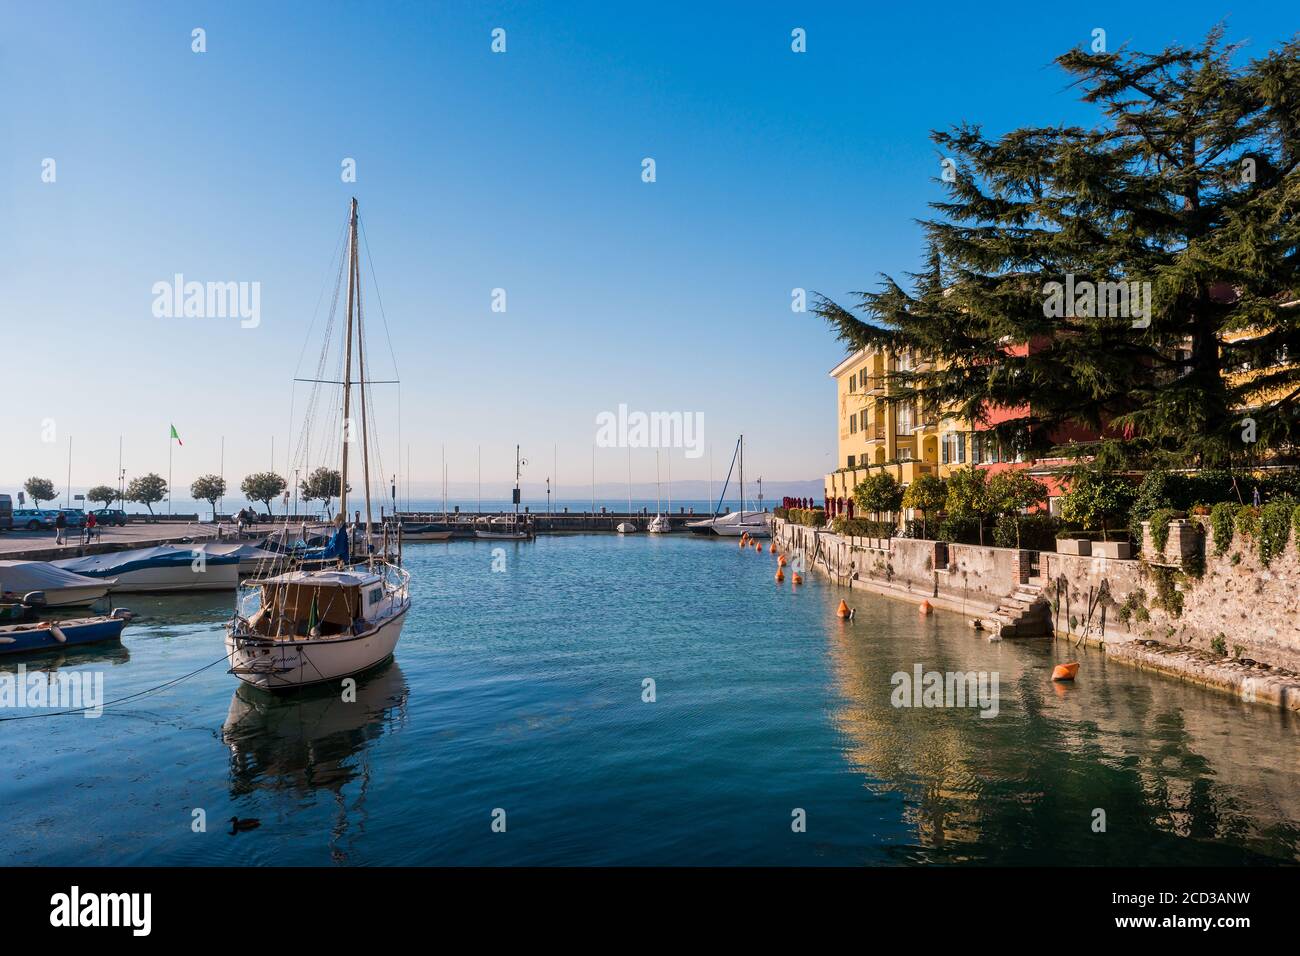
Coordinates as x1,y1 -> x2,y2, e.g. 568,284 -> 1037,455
226,605 -> 408,691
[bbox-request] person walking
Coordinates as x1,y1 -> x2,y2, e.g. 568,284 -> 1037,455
86,511 -> 98,544
54,510 -> 67,546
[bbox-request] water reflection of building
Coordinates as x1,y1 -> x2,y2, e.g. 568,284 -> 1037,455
222,659 -> 409,861
822,604 -> 1300,863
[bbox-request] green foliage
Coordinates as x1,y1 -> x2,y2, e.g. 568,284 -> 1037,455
943,467 -> 994,543
23,476 -> 56,507
1117,588 -> 1147,625
1210,501 -> 1236,556
297,468 -> 347,514
1148,508 -> 1178,557
1210,633 -> 1228,656
833,517 -> 896,538
1257,499 -> 1295,567
190,474 -> 227,509
86,485 -> 118,509
787,508 -> 826,527
992,513 -> 1058,551
1234,505 -> 1259,540
902,473 -> 946,537
242,472 -> 287,515
125,473 -> 168,514
853,473 -> 903,519
813,29 -> 1300,465
1060,471 -> 1136,541
1149,566 -> 1184,618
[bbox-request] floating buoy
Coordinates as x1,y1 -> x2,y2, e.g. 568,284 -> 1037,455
768,542 -> 776,553
836,599 -> 851,619
919,600 -> 932,616
777,554 -> 787,567
738,539 -> 745,549
740,532 -> 749,543
775,568 -> 785,582
792,572 -> 803,585
1052,662 -> 1080,682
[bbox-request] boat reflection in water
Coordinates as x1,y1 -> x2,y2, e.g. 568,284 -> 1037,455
221,659 -> 409,862
0,641 -> 131,676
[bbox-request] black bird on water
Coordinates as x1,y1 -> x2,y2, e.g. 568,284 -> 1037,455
229,816 -> 261,835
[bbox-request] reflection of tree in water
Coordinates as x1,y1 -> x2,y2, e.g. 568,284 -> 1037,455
222,660 -> 409,862
823,610 -> 1300,864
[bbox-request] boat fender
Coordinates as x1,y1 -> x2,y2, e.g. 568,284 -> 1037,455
50,625 -> 68,643
0,637 -> 16,645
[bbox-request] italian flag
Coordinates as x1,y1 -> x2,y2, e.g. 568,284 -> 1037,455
170,424 -> 183,446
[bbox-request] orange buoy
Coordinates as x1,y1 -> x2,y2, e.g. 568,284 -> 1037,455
918,600 -> 932,616
777,554 -> 787,567
768,542 -> 776,553
792,572 -> 804,585
836,599 -> 850,618
775,568 -> 785,582
1051,662 -> 1080,682
754,540 -> 762,551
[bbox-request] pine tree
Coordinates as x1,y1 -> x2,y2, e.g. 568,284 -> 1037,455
815,28 -> 1300,468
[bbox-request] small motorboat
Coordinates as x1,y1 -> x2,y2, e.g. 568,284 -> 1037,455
52,545 -> 240,593
0,560 -> 114,607
1051,662 -> 1080,682
616,522 -> 638,534
0,609 -> 132,656
401,524 -> 454,541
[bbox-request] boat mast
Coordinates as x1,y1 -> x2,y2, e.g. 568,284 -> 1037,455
339,197 -> 358,524
354,202 -> 374,550
739,434 -> 744,515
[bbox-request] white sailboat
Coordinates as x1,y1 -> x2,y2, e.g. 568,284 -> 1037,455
226,198 -> 411,691
687,435 -> 770,537
647,450 -> 671,533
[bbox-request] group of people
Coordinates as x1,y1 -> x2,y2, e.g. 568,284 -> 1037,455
52,510 -> 101,546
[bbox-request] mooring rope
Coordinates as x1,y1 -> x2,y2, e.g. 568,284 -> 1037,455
0,648 -> 236,722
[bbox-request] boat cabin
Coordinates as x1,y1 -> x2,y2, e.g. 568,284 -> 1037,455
244,569 -> 396,640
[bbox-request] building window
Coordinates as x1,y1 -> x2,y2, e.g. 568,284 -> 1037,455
849,413 -> 857,434
847,455 -> 855,469
942,432 -> 966,464
896,400 -> 914,433
848,373 -> 856,392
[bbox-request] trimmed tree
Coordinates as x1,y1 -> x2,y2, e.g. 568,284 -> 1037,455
944,467 -> 994,544
87,485 -> 119,509
190,475 -> 227,516
901,473 -> 946,539
240,472 -> 286,517
24,477 -> 56,508
299,467 -> 349,518
126,474 -> 168,515
1059,471 -> 1136,542
853,472 -> 904,526
985,471 -> 1049,547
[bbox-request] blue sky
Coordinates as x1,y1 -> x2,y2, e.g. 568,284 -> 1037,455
2,2 -> 1293,499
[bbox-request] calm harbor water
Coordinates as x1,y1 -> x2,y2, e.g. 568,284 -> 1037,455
3,533 -> 1298,866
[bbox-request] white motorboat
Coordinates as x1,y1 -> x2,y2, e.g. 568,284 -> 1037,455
0,560 -> 113,607
51,545 -> 240,592
226,197 -> 410,691
616,522 -> 638,534
192,542 -> 289,576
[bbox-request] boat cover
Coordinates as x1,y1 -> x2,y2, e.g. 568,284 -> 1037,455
0,560 -> 108,593
51,545 -> 240,577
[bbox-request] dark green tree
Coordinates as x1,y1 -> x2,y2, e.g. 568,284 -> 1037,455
815,28 -> 1300,470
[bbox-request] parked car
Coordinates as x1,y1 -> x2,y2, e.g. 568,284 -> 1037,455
13,509 -> 55,530
57,509 -> 87,528
92,508 -> 129,527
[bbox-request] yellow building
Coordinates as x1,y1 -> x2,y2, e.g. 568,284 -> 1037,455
824,346 -> 943,511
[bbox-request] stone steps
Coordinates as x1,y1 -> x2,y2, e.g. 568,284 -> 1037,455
974,583 -> 1051,638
